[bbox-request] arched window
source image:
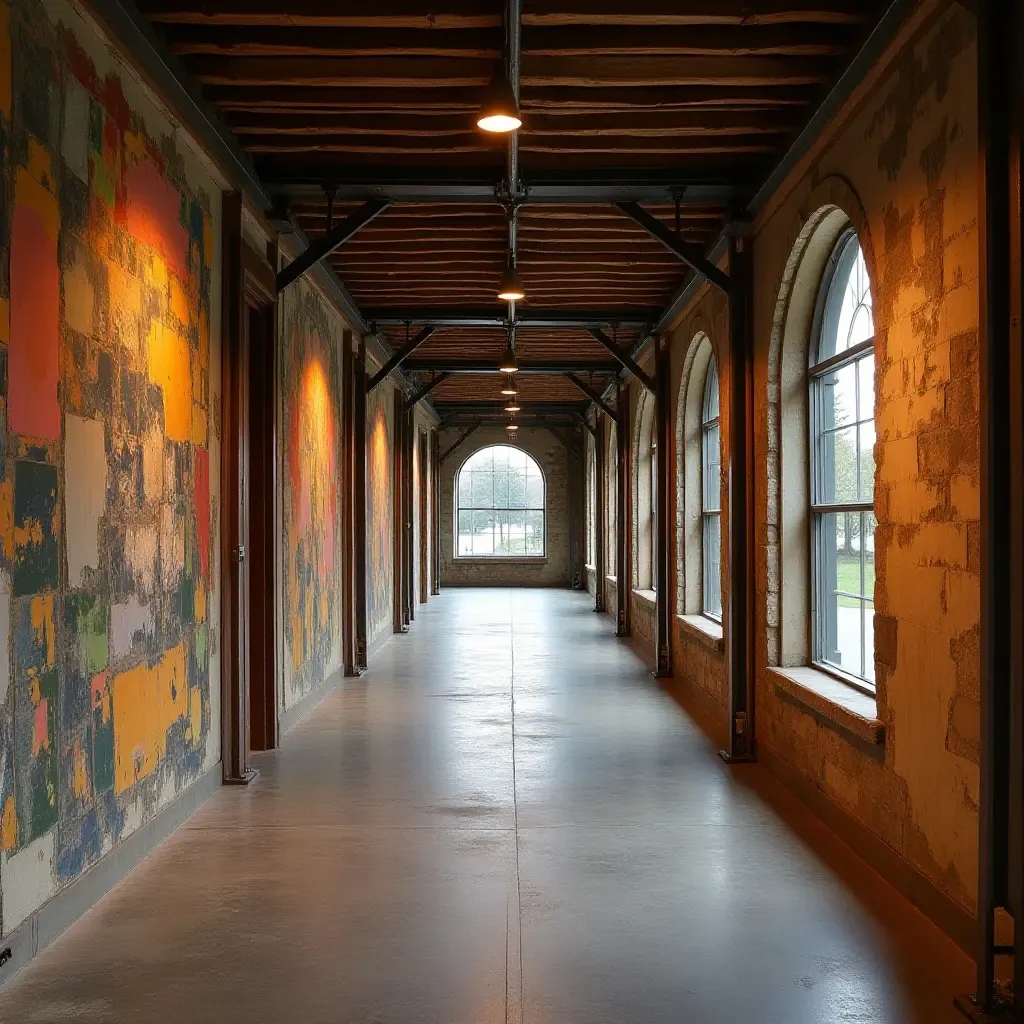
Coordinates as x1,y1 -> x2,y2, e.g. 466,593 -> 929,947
636,394 -> 656,591
586,435 -> 596,566
607,421 -> 617,576
810,231 -> 876,688
701,358 -> 721,620
456,445 -> 545,557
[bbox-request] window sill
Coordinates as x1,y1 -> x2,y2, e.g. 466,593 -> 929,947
454,556 -> 548,565
632,588 -> 657,609
677,614 -> 724,655
768,665 -> 884,757
584,564 -> 596,572
605,574 -> 617,584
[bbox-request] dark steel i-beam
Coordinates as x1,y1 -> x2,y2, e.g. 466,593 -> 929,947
276,199 -> 391,293
565,373 -> 617,421
403,359 -> 620,376
589,328 -> 655,394
367,326 -> 436,393
404,373 -> 451,412
615,201 -> 732,296
365,310 -> 655,329
439,423 -> 482,465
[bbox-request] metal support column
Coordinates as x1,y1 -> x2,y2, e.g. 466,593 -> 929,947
616,383 -> 632,637
431,431 -> 442,595
341,330 -> 357,677
353,340 -> 368,670
594,414 -> 606,612
654,334 -> 672,677
957,2 -> 1023,1018
721,236 -> 756,764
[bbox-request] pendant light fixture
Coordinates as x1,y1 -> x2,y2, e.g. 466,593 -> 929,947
497,262 -> 525,302
506,421 -> 518,433
476,67 -> 522,133
498,333 -> 518,374
504,400 -> 521,413
501,375 -> 518,396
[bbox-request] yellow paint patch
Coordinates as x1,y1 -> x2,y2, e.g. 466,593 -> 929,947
15,166 -> 58,240
188,688 -> 202,745
1,794 -> 15,850
0,3 -> 11,120
194,576 -> 206,623
72,741 -> 89,799
113,642 -> 189,793
147,321 -> 192,442
30,594 -> 55,666
124,130 -> 147,165
170,276 -> 189,327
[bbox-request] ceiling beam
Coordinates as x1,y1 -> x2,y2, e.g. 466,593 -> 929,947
367,326 -> 436,392
276,198 -> 391,292
366,309 -> 655,328
588,328 -> 655,393
614,201 -> 732,294
404,372 -> 451,411
403,359 -> 620,375
263,176 -> 748,205
439,422 -> 483,465
565,372 -> 616,419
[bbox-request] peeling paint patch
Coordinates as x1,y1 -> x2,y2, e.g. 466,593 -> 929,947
64,414 -> 106,587
12,460 -> 59,596
1,828 -> 56,933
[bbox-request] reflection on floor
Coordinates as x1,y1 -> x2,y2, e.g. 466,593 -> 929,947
0,588 -> 972,1022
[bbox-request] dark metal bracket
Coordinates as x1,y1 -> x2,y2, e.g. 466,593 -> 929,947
276,199 -> 391,293
565,372 -> 617,420
404,372 -> 451,412
588,328 -> 655,394
367,326 -> 436,393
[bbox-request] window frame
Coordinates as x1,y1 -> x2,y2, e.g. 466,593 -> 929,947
454,444 -> 547,559
808,229 -> 876,695
700,357 -> 722,622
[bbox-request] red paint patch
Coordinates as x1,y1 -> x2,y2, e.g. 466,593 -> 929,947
91,671 -> 110,711
124,160 -> 187,281
10,203 -> 60,440
194,446 -> 210,581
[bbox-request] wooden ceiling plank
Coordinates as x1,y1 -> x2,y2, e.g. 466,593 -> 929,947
520,1 -> 869,26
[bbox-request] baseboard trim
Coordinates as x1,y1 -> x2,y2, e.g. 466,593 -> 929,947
757,743 -> 977,959
0,761 -> 222,989
367,628 -> 392,661
278,667 -> 345,736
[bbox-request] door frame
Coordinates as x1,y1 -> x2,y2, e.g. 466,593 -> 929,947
221,192 -> 277,782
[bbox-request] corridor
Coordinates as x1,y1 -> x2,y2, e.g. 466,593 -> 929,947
0,589 -> 970,1023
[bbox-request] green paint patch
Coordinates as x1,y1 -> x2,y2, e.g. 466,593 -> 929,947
195,622 -> 208,674
13,460 -> 59,596
25,668 -> 58,843
72,593 -> 108,675
91,671 -> 114,795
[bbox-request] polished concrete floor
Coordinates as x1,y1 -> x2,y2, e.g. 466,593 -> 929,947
0,588 -> 972,1022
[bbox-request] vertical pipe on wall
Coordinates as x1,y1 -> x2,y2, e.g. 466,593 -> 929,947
354,339 -> 368,670
393,389 -> 407,634
654,334 -> 672,677
964,1 -> 1016,1014
432,431 -> 442,595
341,330 -> 357,677
595,413 -> 606,612
721,236 -> 756,764
616,383 -> 632,637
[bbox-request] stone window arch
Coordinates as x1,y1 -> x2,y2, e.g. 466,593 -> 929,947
766,180 -> 880,692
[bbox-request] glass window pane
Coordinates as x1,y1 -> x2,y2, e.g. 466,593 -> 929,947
458,468 -> 472,505
818,424 -> 858,504
858,353 -> 875,421
859,418 -> 876,503
526,510 -> 544,555
702,512 -> 721,619
508,466 -> 526,509
526,473 -> 543,509
703,358 -> 719,423
471,469 -> 492,508
473,510 -> 494,555
458,510 -> 474,555
820,361 -> 856,430
703,423 -> 720,512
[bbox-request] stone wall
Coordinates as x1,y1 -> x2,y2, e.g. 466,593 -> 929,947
440,424 -> 570,587
277,272 -> 344,710
0,0 -> 222,936
581,0 -> 981,935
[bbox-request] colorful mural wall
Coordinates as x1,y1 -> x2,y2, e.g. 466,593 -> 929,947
0,0 -> 220,936
366,384 -> 394,645
278,277 -> 343,707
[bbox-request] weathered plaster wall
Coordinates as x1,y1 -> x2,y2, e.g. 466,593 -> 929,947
440,425 -> 570,587
366,380 -> 395,646
277,275 -> 344,710
0,0 -> 222,935
753,3 -> 980,916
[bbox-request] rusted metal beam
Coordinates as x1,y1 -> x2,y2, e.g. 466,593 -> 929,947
589,328 -> 655,393
615,200 -> 732,295
276,198 -> 391,292
404,372 -> 451,411
565,372 -> 617,420
367,325 -> 436,392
